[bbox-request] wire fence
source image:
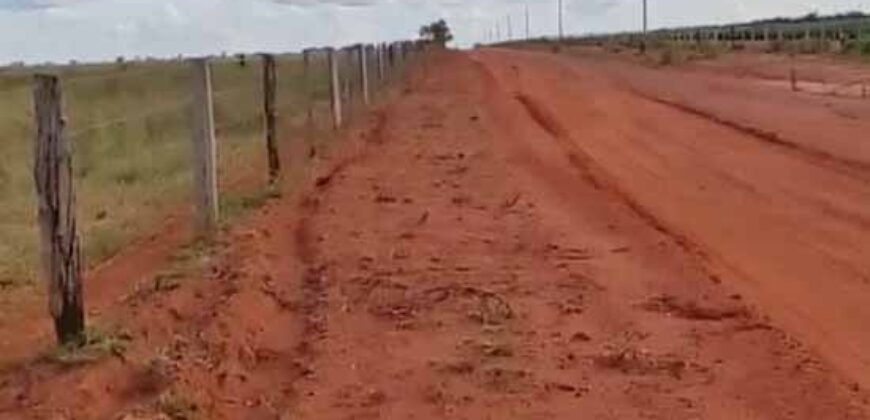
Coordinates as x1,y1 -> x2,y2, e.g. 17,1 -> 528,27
501,16 -> 870,57
0,40 -> 423,292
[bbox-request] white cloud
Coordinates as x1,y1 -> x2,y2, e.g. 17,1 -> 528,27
0,0 -> 86,10
272,0 -> 379,7
0,0 -> 866,64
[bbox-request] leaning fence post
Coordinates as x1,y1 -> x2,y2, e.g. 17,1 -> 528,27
33,74 -> 84,345
328,48 -> 343,129
261,54 -> 280,185
358,44 -> 370,106
190,58 -> 219,235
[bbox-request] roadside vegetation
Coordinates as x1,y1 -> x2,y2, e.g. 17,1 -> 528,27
498,11 -> 870,67
0,54 -> 333,289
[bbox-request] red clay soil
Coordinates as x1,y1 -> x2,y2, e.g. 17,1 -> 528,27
0,115 -> 310,371
1,49 -> 869,419
474,47 -> 870,392
0,137 -> 271,371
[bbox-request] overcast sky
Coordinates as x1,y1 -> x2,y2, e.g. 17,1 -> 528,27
0,0 -> 866,64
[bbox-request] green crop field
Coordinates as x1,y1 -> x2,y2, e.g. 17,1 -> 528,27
0,52 -> 345,289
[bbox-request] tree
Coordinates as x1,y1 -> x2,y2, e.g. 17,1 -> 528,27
419,19 -> 454,46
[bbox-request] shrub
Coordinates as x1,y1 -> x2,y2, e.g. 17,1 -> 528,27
843,32 -> 870,56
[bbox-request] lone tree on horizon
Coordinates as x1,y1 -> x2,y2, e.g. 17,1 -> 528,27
419,19 -> 454,47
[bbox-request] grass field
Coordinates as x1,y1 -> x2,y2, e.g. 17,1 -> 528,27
0,52 -> 345,289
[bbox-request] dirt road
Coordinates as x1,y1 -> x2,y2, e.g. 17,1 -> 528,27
2,49 -> 870,418
474,47 -> 870,392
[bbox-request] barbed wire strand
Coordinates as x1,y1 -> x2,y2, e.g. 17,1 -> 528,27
0,113 -> 31,127
63,65 -> 186,89
213,85 -> 259,100
67,97 -> 192,140
215,114 -> 263,132
0,84 -> 31,98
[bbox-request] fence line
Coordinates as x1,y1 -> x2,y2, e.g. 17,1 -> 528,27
501,16 -> 870,56
20,39 -> 426,344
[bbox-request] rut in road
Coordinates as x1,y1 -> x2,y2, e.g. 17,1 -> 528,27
476,47 -> 870,395
629,88 -> 870,180
512,91 -> 708,260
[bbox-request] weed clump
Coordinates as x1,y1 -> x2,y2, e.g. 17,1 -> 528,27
46,326 -> 131,365
157,390 -> 198,420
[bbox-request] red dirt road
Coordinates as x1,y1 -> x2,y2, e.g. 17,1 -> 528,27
474,47 -> 870,393
2,49 -> 870,418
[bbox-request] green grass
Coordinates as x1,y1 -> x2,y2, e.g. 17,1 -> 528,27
43,325 -> 132,365
0,53 -> 344,288
640,39 -> 731,66
842,30 -> 870,57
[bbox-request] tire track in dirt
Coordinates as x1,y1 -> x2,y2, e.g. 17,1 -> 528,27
476,47 -> 870,398
470,50 -> 870,419
513,92 -> 715,273
626,87 -> 870,183
473,55 -> 715,268
293,109 -> 391,358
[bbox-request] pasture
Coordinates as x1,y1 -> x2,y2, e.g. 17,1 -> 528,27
0,53 -> 337,289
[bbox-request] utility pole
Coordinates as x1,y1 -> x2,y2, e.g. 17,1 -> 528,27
643,0 -> 648,33
525,4 -> 530,40
641,0 -> 648,53
507,15 -> 513,40
558,0 -> 564,42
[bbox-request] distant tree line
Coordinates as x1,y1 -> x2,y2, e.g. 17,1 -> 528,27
750,11 -> 868,25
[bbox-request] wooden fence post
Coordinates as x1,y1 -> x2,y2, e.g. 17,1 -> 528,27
33,74 -> 84,345
396,43 -> 403,66
190,58 -> 219,235
328,48 -> 343,129
261,54 -> 280,185
377,43 -> 385,84
358,44 -> 370,106
342,49 -> 352,108
303,49 -> 314,125
381,44 -> 390,80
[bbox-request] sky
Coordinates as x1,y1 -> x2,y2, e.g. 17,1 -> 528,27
0,0 -> 866,64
